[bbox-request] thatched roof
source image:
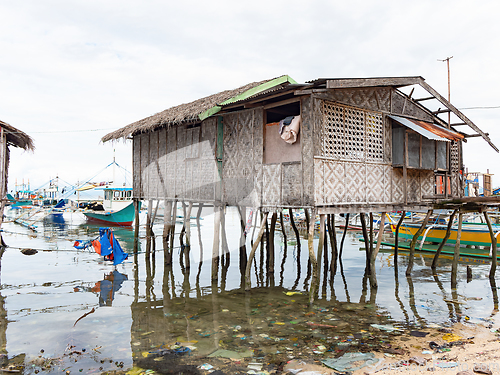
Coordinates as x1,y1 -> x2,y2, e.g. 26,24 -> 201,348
0,120 -> 34,151
102,75 -> 297,142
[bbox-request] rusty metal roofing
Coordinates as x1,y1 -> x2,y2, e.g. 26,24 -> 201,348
389,115 -> 464,142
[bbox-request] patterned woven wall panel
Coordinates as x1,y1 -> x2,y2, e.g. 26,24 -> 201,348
392,168 -> 404,203
345,162 -> 366,202
383,165 -> 393,203
201,119 -> 216,158
421,170 -> 434,198
407,169 -> 421,202
367,164 -> 384,203
199,159 -> 216,201
324,160 -> 345,204
322,88 -> 391,112
262,164 -> 281,205
314,158 -> 324,205
282,163 -> 302,206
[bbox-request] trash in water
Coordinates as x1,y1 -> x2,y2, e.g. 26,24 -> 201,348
207,348 -> 253,359
442,333 -> 462,342
370,324 -> 402,332
322,352 -> 380,372
434,361 -> 458,368
410,330 -> 429,337
198,363 -> 214,370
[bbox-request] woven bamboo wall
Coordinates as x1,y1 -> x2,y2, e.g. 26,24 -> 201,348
313,99 -> 461,206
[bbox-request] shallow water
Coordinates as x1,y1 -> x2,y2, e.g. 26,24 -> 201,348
0,206 -> 498,374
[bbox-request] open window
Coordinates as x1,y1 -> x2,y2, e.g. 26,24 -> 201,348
263,100 -> 301,164
390,115 -> 462,171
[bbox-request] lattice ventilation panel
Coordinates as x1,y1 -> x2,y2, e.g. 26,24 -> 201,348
322,101 -> 384,162
450,141 -> 460,173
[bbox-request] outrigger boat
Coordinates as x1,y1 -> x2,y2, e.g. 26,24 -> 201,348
82,186 -> 139,226
390,220 -> 500,247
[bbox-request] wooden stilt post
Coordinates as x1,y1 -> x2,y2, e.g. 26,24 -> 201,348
339,213 -> 349,259
451,211 -> 463,289
394,210 -> 406,261
304,209 -> 310,239
484,210 -> 498,280
406,209 -> 433,277
369,213 -> 374,256
133,198 -> 140,254
163,200 -> 173,265
146,199 -> 153,258
184,202 -> 193,270
237,206 -> 247,276
327,214 -> 338,276
317,214 -> 326,277
245,212 -> 269,290
212,205 -> 221,283
431,209 -> 457,271
369,212 -> 386,288
308,208 -> 318,303
268,212 -> 278,283
360,213 -> 370,272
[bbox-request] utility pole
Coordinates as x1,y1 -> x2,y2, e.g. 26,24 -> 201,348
438,56 -> 453,128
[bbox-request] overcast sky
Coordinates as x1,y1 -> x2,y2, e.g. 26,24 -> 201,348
1,0 -> 499,193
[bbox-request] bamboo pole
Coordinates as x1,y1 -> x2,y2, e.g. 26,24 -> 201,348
245,212 -> 269,290
212,205 -> 221,282
308,209 -> 318,304
431,209 -> 457,271
406,209 -> 433,276
327,214 -> 338,276
370,212 -> 386,285
163,200 -> 173,265
339,213 -> 349,259
394,210 -> 406,261
451,211 -> 463,289
268,212 -> 278,280
317,214 -> 326,281
360,213 -> 370,272
145,199 -> 153,258
484,211 -> 498,280
133,198 -> 140,254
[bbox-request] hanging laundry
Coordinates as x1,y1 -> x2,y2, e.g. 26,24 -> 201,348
86,228 -> 129,265
73,240 -> 93,250
280,115 -> 301,144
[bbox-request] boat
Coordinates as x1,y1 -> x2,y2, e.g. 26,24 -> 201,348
82,186 -> 140,226
390,219 -> 500,247
376,240 -> 500,261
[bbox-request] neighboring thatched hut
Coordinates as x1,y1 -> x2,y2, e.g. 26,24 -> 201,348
0,120 -> 34,235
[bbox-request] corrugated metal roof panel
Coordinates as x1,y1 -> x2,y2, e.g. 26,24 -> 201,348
388,115 -> 464,142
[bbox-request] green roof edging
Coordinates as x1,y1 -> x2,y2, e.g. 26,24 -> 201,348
198,75 -> 297,121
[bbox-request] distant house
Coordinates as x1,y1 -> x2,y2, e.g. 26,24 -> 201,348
0,120 -> 34,233
103,75 -> 496,214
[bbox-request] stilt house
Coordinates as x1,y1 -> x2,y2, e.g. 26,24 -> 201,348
0,120 -> 34,226
103,75 -> 496,214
